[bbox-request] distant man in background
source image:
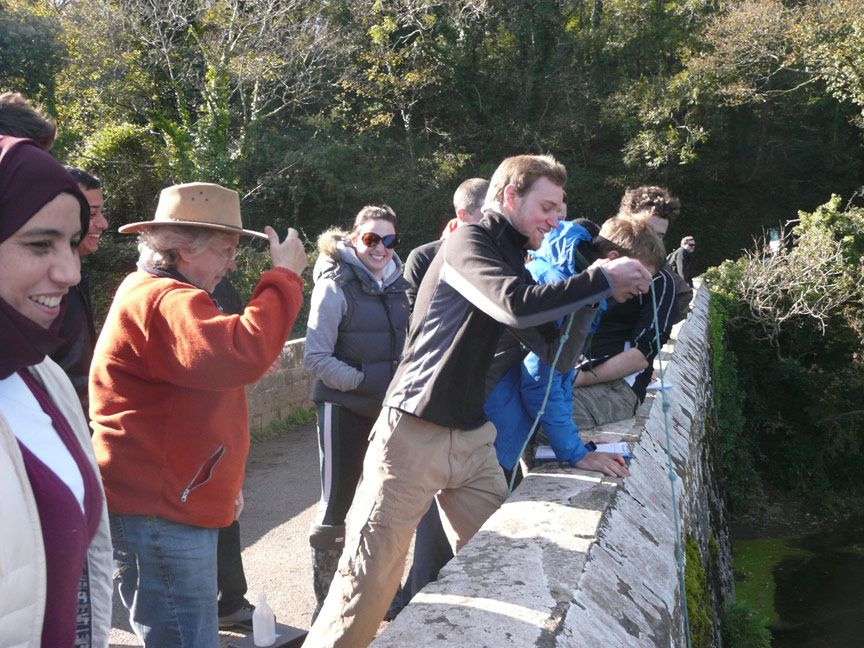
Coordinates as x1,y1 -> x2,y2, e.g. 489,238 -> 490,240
51,167 -> 108,410
668,236 -> 695,287
402,177 -> 489,308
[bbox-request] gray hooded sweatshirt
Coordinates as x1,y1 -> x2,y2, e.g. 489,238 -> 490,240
304,229 -> 410,418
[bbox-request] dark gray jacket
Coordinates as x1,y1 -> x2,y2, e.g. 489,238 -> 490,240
305,230 -> 410,418
385,206 -> 614,429
51,275 -> 96,406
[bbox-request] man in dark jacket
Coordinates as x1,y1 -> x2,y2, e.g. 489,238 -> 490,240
51,168 -> 107,410
668,236 -> 695,286
210,277 -> 257,631
403,177 -> 489,309
305,154 -> 653,648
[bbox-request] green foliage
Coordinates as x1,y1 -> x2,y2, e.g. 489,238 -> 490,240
81,235 -> 139,331
250,406 -> 316,443
230,243 -> 314,340
722,601 -> 772,648
706,196 -> 864,509
684,534 -> 713,648
707,289 -> 758,512
788,2 -> 864,121
796,194 -> 864,268
0,1 -> 66,106
74,123 -> 168,224
5,0 -> 864,349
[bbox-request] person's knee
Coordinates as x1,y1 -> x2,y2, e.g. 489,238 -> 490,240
309,523 -> 347,550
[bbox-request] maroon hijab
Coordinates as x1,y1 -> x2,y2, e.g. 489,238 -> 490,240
0,136 -> 90,379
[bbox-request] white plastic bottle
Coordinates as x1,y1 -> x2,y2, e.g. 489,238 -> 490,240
252,591 -> 276,647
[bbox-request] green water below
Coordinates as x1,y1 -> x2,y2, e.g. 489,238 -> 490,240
733,517 -> 864,647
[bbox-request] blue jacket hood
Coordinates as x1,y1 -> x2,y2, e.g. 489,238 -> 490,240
529,220 -> 593,280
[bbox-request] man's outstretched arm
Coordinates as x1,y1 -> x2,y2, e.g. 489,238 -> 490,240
574,348 -> 647,387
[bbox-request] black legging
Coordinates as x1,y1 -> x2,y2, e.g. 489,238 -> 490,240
312,402 -> 375,528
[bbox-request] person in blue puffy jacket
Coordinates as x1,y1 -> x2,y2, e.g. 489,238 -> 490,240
489,219 -> 630,478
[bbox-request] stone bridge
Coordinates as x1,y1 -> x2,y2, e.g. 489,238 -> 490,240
246,282 -> 733,647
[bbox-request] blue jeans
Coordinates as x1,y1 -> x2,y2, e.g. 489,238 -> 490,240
110,513 -> 219,648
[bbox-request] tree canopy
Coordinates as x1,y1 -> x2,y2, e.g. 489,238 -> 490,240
2,0 -> 862,269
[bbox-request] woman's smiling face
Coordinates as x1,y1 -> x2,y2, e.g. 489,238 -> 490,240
351,219 -> 396,280
0,193 -> 82,328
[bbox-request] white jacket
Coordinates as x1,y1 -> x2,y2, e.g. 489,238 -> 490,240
0,357 -> 112,647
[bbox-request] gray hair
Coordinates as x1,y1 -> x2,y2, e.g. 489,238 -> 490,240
137,225 -> 235,269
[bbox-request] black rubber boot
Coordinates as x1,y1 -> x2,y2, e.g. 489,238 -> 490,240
309,524 -> 346,622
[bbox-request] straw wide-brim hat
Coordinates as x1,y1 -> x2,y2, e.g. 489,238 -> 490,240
118,182 -> 268,240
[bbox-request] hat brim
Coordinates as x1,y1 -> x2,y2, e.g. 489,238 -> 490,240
118,219 -> 269,240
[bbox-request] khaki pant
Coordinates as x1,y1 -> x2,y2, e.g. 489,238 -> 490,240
304,408 -> 508,648
571,378 -> 639,429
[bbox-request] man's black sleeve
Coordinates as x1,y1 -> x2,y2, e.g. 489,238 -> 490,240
441,225 -> 613,330
630,269 -> 676,362
403,240 -> 441,311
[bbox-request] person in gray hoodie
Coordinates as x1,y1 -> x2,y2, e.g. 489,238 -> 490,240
303,205 -> 410,620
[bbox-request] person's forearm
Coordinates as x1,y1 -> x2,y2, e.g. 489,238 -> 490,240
575,348 -> 647,387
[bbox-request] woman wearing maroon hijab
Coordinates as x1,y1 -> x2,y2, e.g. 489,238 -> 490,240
0,136 -> 113,647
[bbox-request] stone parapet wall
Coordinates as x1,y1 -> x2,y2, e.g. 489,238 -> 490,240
372,282 -> 733,647
245,338 -> 313,429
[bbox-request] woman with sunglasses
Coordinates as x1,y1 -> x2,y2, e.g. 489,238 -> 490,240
304,205 -> 409,619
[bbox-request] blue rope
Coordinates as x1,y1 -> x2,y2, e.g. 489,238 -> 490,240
648,280 -> 692,648
508,311 -> 576,495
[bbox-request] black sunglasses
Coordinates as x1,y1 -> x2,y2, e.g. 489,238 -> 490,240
361,232 -> 399,249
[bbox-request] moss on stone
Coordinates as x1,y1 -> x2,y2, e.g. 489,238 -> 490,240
709,533 -> 720,565
250,406 -> 316,443
685,533 -> 713,648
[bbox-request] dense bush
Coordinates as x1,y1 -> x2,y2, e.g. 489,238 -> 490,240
706,196 -> 864,510
707,292 -> 758,512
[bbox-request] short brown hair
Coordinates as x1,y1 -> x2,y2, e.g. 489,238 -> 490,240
0,92 -> 57,151
618,186 -> 680,222
487,154 -> 566,205
453,178 -> 489,213
596,215 -> 666,273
